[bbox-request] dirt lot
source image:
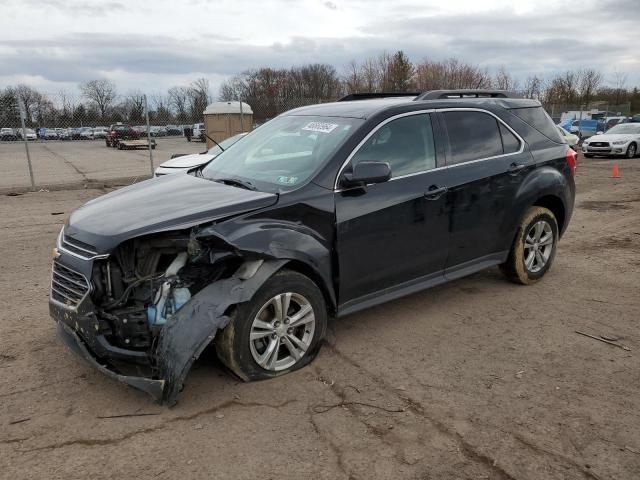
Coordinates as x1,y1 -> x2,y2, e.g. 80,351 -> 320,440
0,138 -> 204,192
1,154 -> 639,480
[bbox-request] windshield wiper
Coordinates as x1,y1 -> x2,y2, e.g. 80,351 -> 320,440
213,178 -> 257,191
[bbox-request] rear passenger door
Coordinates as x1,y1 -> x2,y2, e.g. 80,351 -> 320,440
438,109 -> 532,276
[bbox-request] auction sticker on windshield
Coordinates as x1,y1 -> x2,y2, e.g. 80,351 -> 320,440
302,122 -> 338,134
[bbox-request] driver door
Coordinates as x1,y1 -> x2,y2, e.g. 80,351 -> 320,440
334,112 -> 451,311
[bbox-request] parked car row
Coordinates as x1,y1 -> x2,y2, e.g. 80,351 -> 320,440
558,115 -> 640,140
0,124 -> 193,141
0,127 -> 37,141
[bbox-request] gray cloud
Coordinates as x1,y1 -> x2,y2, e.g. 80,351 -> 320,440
0,0 -> 638,94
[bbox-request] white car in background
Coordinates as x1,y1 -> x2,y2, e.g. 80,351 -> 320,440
18,128 -> 37,140
192,123 -> 206,142
582,123 -> 640,158
154,133 -> 246,176
93,127 -> 108,139
556,126 -> 579,149
79,128 -> 95,140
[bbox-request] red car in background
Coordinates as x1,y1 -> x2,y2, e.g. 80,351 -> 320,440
105,123 -> 140,147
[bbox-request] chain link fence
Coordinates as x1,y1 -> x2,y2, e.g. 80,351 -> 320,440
0,92 -> 336,191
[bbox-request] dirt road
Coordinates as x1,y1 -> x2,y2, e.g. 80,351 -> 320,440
1,155 -> 639,479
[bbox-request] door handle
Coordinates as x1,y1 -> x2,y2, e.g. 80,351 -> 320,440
507,162 -> 526,175
424,185 -> 448,200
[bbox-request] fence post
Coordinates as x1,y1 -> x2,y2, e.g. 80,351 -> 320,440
144,95 -> 154,176
19,103 -> 36,191
239,98 -> 244,133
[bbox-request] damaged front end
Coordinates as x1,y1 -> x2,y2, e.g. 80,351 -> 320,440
50,228 -> 285,405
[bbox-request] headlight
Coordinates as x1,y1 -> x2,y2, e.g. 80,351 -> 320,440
611,140 -> 627,145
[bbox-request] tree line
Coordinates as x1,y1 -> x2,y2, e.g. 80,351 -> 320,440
1,51 -> 638,128
220,51 -> 639,119
0,78 -> 212,128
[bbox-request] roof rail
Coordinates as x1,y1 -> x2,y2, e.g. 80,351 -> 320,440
338,92 -> 419,102
415,90 -> 523,100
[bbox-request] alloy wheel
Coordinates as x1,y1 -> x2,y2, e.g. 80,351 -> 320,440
523,220 -> 554,273
249,292 -> 316,371
627,144 -> 636,158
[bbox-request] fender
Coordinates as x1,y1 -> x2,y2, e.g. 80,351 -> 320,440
195,219 -> 337,310
500,163 -> 573,250
156,259 -> 288,405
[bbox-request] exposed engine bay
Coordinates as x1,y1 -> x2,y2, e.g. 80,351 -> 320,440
90,231 -> 241,359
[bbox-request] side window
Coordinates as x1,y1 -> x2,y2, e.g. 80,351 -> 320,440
350,114 -> 436,178
500,123 -> 521,154
442,111 -> 503,164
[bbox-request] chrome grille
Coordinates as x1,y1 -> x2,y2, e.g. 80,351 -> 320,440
51,261 -> 90,307
60,232 -> 98,259
590,142 -> 610,147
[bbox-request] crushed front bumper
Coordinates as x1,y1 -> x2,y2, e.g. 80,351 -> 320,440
57,320 -> 165,401
50,258 -> 288,405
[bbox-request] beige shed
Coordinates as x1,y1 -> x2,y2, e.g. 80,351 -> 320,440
203,101 -> 253,148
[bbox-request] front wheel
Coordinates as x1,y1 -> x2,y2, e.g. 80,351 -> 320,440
626,143 -> 637,159
500,206 -> 558,285
215,269 -> 327,381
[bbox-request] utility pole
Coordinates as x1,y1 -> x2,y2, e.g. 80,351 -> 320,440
19,103 -> 36,190
144,95 -> 154,176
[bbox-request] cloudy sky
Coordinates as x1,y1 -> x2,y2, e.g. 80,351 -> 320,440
1,0 -> 638,97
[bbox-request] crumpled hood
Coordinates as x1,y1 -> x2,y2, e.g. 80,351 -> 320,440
159,152 -> 215,169
586,134 -> 638,143
65,174 -> 277,253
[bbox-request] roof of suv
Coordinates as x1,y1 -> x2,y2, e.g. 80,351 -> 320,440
285,96 -> 541,120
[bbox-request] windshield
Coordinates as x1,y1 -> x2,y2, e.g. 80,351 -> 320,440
606,124 -> 640,135
202,115 -> 362,192
206,133 -> 246,156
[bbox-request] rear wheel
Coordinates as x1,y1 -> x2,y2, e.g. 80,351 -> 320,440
215,270 -> 327,381
500,206 -> 558,285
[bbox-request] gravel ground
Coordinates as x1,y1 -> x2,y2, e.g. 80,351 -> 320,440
1,154 -> 639,480
0,138 -> 204,192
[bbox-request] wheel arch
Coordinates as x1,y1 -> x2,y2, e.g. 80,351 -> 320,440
502,165 -> 573,249
280,259 -> 337,316
532,194 -> 566,234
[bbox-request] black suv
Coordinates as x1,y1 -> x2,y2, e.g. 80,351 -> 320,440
50,90 -> 576,404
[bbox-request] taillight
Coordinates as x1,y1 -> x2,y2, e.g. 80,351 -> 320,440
565,148 -> 577,176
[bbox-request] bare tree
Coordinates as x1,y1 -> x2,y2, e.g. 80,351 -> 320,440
80,79 -> 117,118
188,77 -> 211,119
494,66 -> 520,91
523,75 -> 543,99
125,91 -> 145,124
413,58 -> 491,91
612,70 -> 628,105
577,68 -> 603,106
343,60 -> 363,93
168,86 -> 190,120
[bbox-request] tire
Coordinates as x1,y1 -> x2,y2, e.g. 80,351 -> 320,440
215,269 -> 327,381
500,206 -> 559,285
626,142 -> 637,159
117,142 -> 123,150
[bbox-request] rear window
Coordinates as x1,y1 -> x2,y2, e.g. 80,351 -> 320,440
510,107 -> 563,143
442,111 -> 504,164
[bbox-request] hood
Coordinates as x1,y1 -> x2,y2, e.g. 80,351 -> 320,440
66,174 -> 278,253
159,152 -> 214,169
586,133 -> 639,143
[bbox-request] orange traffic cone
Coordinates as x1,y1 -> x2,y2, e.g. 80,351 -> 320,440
611,164 -> 620,178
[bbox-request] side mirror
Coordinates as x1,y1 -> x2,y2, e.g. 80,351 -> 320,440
341,161 -> 391,188
596,131 -> 603,135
